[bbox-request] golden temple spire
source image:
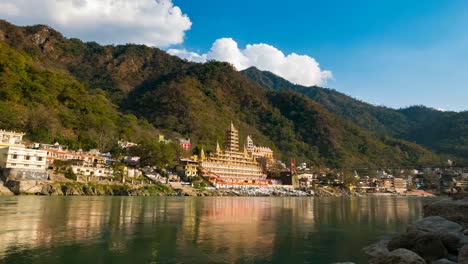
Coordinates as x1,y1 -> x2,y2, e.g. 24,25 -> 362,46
216,141 -> 221,154
200,148 -> 206,161
244,145 -> 249,158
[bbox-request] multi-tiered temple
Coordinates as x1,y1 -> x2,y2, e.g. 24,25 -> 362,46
200,123 -> 266,186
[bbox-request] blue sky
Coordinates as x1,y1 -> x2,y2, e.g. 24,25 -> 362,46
1,0 -> 467,111
172,0 -> 468,111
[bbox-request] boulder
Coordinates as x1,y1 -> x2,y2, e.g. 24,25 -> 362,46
439,231 -> 463,254
363,240 -> 390,258
459,245 -> 468,264
424,199 -> 468,227
431,259 -> 456,264
410,216 -> 467,254
61,185 -> 84,195
0,182 -> 14,195
369,248 -> 426,264
388,230 -> 428,251
461,235 -> 468,247
40,185 -> 63,195
410,233 -> 448,263
412,216 -> 462,234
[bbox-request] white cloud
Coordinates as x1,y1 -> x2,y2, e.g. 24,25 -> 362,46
0,0 -> 191,47
169,38 -> 333,86
167,48 -> 207,63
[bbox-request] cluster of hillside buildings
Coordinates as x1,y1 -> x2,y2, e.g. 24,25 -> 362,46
2,125 -> 467,194
0,130 -> 143,181
295,166 -> 468,194
0,124 -> 277,188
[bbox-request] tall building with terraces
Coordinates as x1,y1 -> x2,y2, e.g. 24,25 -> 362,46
199,123 -> 266,186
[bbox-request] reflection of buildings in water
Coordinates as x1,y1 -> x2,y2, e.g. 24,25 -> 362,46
0,196 -> 429,262
0,197 -> 167,255
177,197 -> 276,261
177,198 -> 319,262
0,197 -> 48,255
0,197 -> 117,255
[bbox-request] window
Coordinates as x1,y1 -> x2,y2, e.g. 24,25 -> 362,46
37,157 -> 43,161
12,154 -> 17,159
11,163 -> 16,166
25,156 -> 30,160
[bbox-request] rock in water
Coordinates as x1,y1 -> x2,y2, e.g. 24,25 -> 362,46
387,230 -> 427,251
413,216 -> 462,234
424,199 -> 468,228
410,216 -> 465,254
432,258 -> 457,264
459,245 -> 468,264
410,233 -> 448,263
369,248 -> 425,264
363,240 -> 390,258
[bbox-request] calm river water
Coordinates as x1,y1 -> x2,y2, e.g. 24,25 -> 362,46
0,196 -> 435,264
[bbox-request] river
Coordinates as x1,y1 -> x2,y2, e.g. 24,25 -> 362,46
0,196 -> 435,264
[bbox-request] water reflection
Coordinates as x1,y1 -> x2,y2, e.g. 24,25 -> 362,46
0,196 -> 433,264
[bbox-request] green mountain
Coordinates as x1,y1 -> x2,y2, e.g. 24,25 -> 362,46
242,67 -> 468,162
0,20 -> 441,167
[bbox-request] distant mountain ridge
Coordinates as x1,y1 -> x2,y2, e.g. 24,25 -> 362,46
241,67 -> 468,161
0,20 -> 442,167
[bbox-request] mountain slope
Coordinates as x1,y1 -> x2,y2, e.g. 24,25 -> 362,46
242,67 -> 468,161
0,41 -> 158,150
0,20 -> 442,167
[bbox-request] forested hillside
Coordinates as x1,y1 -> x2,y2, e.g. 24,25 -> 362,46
0,20 -> 442,167
242,67 -> 468,162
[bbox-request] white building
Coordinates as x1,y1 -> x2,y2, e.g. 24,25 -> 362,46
0,130 -> 25,147
0,146 -> 47,171
72,165 -> 113,177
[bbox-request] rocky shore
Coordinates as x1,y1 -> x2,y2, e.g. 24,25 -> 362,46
2,180 -> 176,196
364,198 -> 468,264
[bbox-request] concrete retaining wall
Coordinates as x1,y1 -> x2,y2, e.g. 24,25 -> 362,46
3,168 -> 48,181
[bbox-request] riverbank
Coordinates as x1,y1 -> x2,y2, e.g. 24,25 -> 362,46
363,198 -> 468,263
0,179 -> 457,198
2,180 -> 176,196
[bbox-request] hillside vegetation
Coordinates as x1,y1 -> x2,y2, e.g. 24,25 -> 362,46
0,20 -> 442,167
242,67 -> 468,162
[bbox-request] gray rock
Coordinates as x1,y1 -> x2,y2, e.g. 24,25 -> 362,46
411,233 -> 448,263
369,248 -> 426,264
439,231 -> 463,254
363,240 -> 390,258
459,245 -> 468,264
446,254 -> 457,262
431,258 -> 457,264
461,235 -> 468,247
413,216 -> 462,234
388,230 -> 427,251
424,199 -> 468,227
464,229 -> 468,236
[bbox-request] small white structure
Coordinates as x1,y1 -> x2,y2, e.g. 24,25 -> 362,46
72,165 -> 113,177
118,140 -> 138,149
0,130 -> 25,146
